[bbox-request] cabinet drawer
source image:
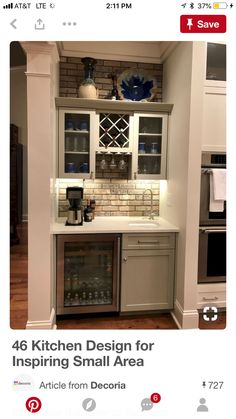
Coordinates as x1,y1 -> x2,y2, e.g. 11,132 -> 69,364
197,284 -> 226,309
122,233 -> 175,250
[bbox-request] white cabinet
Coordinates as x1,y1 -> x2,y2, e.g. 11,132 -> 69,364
197,283 -> 226,309
58,109 -> 96,179
132,113 -> 168,180
202,43 -> 226,151
94,111 -> 134,153
121,233 -> 175,312
56,98 -> 173,180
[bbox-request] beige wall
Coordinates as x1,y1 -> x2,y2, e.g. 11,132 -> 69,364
10,67 -> 28,220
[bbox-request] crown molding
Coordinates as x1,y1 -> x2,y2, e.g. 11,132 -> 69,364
57,41 -> 177,64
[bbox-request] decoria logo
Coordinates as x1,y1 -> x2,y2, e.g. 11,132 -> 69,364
13,375 -> 34,391
13,380 -> 31,386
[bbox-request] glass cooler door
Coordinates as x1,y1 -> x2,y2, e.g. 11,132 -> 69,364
56,234 -> 120,315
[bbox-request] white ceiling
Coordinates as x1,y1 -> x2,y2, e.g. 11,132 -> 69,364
57,41 -> 178,64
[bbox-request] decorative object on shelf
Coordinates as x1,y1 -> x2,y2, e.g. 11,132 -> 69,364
78,57 -> 98,99
110,73 -> 120,100
117,69 -> 157,102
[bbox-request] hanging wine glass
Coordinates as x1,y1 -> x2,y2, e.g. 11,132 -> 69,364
118,157 -> 127,171
100,157 -> 107,170
110,156 -> 117,169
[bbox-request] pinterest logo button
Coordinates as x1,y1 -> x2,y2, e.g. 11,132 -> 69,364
25,397 -> 42,413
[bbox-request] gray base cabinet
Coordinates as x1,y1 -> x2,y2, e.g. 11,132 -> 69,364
121,233 -> 175,312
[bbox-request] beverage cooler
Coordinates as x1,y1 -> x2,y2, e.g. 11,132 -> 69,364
56,234 -> 120,315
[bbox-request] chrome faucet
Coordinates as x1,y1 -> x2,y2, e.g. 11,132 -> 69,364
142,189 -> 155,220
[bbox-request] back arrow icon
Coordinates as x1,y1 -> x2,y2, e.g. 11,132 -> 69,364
10,19 -> 17,29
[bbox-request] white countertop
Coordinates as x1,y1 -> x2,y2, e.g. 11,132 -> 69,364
51,217 -> 179,234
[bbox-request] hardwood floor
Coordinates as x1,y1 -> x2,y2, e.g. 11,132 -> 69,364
10,223 -> 226,330
10,223 -> 28,329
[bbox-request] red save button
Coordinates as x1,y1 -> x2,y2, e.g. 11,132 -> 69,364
180,15 -> 226,33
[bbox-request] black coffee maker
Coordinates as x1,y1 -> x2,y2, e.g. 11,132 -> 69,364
66,187 -> 84,226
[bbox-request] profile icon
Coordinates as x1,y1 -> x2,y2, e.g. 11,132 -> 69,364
197,398 -> 208,412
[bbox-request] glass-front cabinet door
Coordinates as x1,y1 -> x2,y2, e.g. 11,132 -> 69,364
56,234 -> 120,315
132,113 -> 168,179
58,109 -> 96,178
206,43 -> 226,82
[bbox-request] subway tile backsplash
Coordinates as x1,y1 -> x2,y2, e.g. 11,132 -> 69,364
58,179 -> 160,218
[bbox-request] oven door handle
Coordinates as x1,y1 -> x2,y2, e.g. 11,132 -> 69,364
200,227 -> 226,233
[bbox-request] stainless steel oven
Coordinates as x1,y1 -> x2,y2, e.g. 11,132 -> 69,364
198,152 -> 226,283
198,226 -> 226,283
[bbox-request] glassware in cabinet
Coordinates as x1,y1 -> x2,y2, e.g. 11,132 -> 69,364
58,109 -> 96,179
133,113 -> 168,180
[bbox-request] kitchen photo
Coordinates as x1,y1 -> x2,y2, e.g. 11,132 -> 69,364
10,41 -> 226,330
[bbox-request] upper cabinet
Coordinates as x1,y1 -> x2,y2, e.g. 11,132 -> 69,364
202,43 -> 226,152
132,113 -> 168,180
56,98 -> 173,180
206,42 -> 226,85
58,109 -> 96,179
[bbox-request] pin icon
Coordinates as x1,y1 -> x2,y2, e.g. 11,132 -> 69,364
26,397 -> 42,413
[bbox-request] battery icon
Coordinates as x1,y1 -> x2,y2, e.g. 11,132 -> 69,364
213,2 -> 228,8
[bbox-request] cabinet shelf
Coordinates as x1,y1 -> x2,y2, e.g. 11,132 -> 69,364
138,153 -> 162,157
65,151 -> 89,155
139,133 -> 162,137
64,130 -> 89,134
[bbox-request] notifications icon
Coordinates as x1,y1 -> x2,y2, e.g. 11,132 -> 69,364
141,398 -> 153,411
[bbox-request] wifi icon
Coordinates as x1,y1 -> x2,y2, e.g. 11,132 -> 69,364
3,2 -> 13,8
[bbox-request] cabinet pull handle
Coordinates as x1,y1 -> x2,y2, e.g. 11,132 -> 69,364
138,240 -> 160,244
202,296 -> 218,301
90,171 -> 94,180
123,257 -> 128,262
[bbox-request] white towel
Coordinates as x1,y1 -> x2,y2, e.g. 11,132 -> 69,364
209,169 -> 226,212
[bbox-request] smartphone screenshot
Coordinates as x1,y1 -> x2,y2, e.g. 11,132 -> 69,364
0,0 -> 235,417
